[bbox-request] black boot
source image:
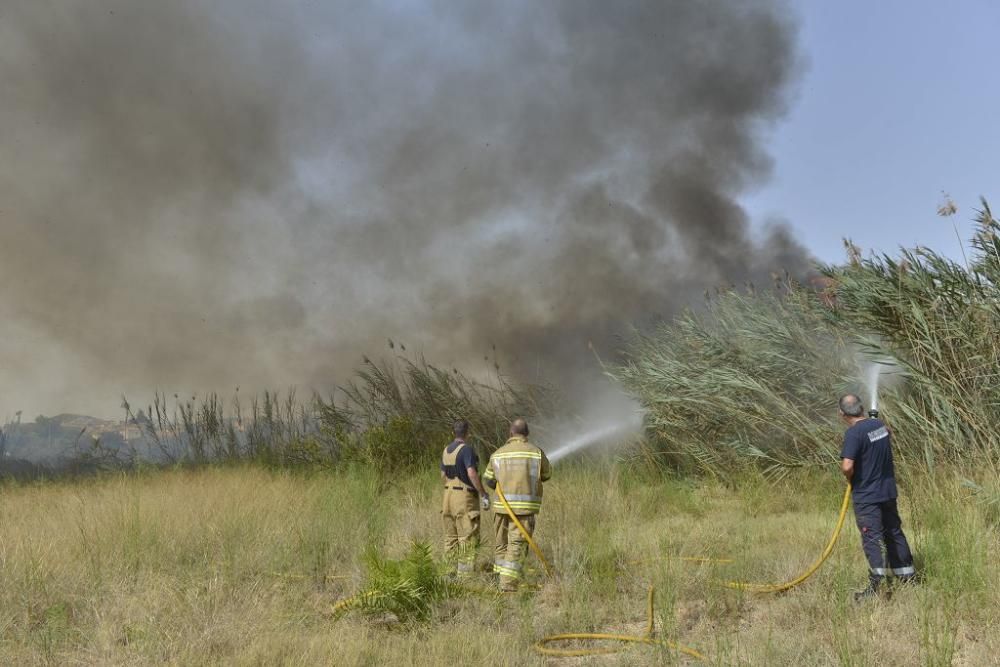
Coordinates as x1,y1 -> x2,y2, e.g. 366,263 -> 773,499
853,576 -> 882,602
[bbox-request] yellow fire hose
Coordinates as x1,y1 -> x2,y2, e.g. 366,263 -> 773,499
535,585 -> 709,661
721,483 -> 852,593
493,478 -> 553,577
494,479 -> 852,661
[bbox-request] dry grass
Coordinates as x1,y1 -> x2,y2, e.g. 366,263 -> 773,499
0,464 -> 997,665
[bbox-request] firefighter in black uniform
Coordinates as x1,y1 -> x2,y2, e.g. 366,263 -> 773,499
838,394 -> 916,601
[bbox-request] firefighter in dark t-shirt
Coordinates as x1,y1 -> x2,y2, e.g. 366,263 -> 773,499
440,419 -> 489,574
838,394 -> 916,601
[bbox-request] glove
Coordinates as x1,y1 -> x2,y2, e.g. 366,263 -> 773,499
480,495 -> 491,511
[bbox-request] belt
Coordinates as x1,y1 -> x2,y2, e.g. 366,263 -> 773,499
445,485 -> 477,494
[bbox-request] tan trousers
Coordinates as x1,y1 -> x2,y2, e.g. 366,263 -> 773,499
441,487 -> 480,573
493,512 -> 535,591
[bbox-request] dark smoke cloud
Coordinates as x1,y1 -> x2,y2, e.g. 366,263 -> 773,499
0,1 -> 808,417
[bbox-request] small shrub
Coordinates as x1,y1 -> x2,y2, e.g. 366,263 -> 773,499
334,541 -> 452,622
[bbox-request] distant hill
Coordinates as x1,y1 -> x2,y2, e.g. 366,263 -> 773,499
1,413 -> 130,462
48,414 -> 120,431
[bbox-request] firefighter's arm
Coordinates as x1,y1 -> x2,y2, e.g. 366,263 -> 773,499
540,452 -> 551,482
482,459 -> 497,489
466,466 -> 488,497
840,458 -> 855,481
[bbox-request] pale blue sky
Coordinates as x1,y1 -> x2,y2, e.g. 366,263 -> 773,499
746,1 -> 1000,265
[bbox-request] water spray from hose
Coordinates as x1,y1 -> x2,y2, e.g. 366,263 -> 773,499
546,416 -> 642,464
866,363 -> 881,419
863,357 -> 902,419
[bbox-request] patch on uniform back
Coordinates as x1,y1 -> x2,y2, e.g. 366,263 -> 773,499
868,426 -> 889,442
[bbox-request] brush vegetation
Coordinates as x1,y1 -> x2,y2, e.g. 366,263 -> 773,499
615,201 -> 1000,480
80,356 -> 549,474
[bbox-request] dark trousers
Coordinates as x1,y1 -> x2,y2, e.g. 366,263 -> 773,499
853,498 -> 915,586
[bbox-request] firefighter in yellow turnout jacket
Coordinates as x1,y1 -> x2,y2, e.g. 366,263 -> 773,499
483,418 -> 551,592
441,419 -> 489,574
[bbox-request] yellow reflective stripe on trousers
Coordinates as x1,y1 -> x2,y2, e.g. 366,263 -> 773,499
494,561 -> 522,579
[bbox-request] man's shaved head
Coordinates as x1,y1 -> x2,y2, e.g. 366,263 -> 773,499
510,418 -> 529,437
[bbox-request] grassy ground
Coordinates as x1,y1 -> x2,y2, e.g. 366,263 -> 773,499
0,464 -> 997,665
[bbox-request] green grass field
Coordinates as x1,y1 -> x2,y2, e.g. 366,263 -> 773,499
1,464 -> 996,665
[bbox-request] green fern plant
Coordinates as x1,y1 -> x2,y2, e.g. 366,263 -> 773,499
334,542 -> 452,621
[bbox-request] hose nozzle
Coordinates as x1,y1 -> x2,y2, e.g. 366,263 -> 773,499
868,408 -> 879,419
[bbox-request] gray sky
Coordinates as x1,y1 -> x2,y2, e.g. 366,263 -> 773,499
746,1 -> 1000,264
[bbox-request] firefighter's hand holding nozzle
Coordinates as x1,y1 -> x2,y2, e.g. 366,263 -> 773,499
480,495 -> 491,511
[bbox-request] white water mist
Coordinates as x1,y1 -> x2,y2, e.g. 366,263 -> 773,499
535,382 -> 645,465
862,356 -> 902,414
866,363 -> 881,412
546,415 -> 643,464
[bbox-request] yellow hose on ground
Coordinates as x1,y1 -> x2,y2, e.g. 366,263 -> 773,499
628,556 -> 734,565
525,481 -> 852,660
331,596 -> 354,614
535,586 -> 709,661
721,483 -> 851,593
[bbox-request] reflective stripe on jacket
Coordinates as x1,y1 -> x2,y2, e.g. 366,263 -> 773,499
483,435 -> 551,515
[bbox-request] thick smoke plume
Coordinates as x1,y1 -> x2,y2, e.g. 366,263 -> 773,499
0,1 -> 808,417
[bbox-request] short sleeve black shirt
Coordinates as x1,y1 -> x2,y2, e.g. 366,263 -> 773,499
840,418 -> 898,503
440,440 -> 479,488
